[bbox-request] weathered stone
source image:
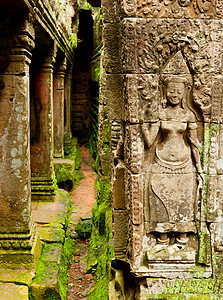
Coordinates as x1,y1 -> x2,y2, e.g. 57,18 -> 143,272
30,243 -> 62,299
0,40 -> 33,234
101,0 -> 120,23
0,283 -> 29,300
126,74 -> 159,123
101,0 -> 223,294
113,166 -> 125,210
75,215 -> 93,239
0,1 -> 77,299
64,68 -> 73,154
103,74 -> 124,121
113,211 -> 128,260
54,158 -> 75,183
122,0 -> 217,18
53,57 -> 67,158
30,46 -> 57,201
31,189 -> 69,227
36,225 -> 65,243
103,23 -> 122,74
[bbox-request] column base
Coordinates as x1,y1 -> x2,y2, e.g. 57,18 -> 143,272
64,133 -> 75,155
64,141 -> 75,155
0,225 -> 42,269
31,177 -> 58,202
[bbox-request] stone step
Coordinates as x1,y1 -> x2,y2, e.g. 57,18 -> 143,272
0,283 -> 28,300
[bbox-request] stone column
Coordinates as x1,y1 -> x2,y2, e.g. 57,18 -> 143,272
0,16 -> 40,262
64,66 -> 73,154
53,58 -> 67,158
30,45 -> 57,201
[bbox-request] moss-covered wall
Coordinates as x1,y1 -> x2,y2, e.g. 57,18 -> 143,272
84,6 -> 115,298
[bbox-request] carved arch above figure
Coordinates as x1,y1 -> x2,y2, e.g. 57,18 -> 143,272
123,18 -> 222,120
122,0 -> 216,17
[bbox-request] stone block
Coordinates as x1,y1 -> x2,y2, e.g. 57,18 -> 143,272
103,74 -> 124,121
123,18 -> 223,76
122,0 -> 217,18
0,230 -> 42,269
113,210 -> 128,259
75,215 -> 93,239
103,23 -> 122,74
54,158 -> 75,183
31,189 -> 69,226
102,0 -> 120,23
0,264 -> 35,286
0,283 -> 28,300
30,243 -> 62,300
36,225 -> 65,243
217,0 -> 223,18
113,166 -> 125,209
126,74 -> 159,123
124,124 -> 144,174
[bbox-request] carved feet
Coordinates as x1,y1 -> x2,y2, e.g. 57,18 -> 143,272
146,232 -> 195,262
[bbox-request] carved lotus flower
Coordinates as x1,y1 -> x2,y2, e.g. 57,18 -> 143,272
178,0 -> 191,7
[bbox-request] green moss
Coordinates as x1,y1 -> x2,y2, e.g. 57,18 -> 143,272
75,217 -> 92,239
74,142 -> 82,170
155,278 -> 223,299
54,162 -> 75,183
86,179 -> 114,297
30,192 -> 76,300
73,170 -> 85,190
87,277 -> 109,299
101,119 -> 110,147
58,236 -> 76,300
197,230 -> 211,266
78,0 -> 92,10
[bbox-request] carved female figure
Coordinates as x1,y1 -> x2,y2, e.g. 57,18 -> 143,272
142,76 -> 202,248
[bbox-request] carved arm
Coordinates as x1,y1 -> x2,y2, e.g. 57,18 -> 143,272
188,123 -> 203,174
141,122 -> 160,149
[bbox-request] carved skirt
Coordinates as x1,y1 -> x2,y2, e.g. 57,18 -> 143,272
147,155 -> 197,233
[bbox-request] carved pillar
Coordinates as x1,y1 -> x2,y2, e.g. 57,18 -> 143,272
53,58 -> 67,158
64,66 -> 73,154
102,0 -> 223,294
0,15 -> 40,262
30,45 -> 57,201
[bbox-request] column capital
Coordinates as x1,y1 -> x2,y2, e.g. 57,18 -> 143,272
41,43 -> 58,69
0,14 -> 35,56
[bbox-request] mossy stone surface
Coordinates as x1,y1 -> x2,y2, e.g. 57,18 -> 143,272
36,225 -> 65,243
0,283 -> 29,300
75,216 -> 93,239
54,159 -> 75,183
86,179 -> 114,297
32,189 -> 69,227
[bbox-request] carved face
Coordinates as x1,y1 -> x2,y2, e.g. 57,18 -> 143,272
166,82 -> 185,106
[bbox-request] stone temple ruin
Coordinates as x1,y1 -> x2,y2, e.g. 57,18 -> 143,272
103,0 -> 223,298
0,0 -> 223,299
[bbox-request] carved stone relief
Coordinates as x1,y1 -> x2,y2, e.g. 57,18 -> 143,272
123,18 -> 223,122
123,52 -> 214,277
126,74 -> 159,123
122,0 -> 217,18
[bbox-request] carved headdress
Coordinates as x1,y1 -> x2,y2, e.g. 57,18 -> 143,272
161,51 -> 192,108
